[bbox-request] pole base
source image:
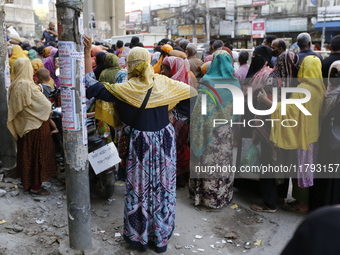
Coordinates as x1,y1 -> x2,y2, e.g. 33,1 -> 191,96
58,238 -> 99,255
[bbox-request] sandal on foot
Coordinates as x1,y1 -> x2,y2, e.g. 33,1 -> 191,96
29,187 -> 50,196
281,203 -> 308,214
250,203 -> 276,213
195,205 -> 220,212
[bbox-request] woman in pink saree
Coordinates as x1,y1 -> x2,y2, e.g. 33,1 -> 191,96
161,56 -> 196,186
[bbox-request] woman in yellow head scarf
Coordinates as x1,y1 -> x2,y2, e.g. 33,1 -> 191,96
83,36 -> 197,253
9,45 -> 29,80
153,44 -> 173,74
258,55 -> 325,214
31,59 -> 56,89
7,58 -> 57,195
42,47 -> 51,58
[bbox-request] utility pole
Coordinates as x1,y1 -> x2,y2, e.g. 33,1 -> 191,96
56,0 -> 92,251
111,0 -> 115,36
206,0 -> 210,42
321,0 -> 329,49
192,0 -> 197,44
0,0 -> 16,170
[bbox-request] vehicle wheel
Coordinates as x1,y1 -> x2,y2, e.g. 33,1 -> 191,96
96,170 -> 116,199
104,185 -> 115,198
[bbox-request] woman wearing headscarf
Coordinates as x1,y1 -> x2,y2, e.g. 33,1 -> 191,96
153,44 -> 173,74
151,45 -> 161,66
189,50 -> 241,211
28,49 -> 39,61
21,42 -> 31,52
42,46 -> 52,58
37,46 -> 45,60
31,59 -> 56,89
99,53 -> 122,84
91,45 -> 103,68
251,51 -> 298,213
161,56 -> 195,87
9,45 -> 29,80
243,45 -> 273,90
201,61 -> 212,75
201,47 -> 233,76
83,36 -> 197,253
87,53 -> 124,144
7,58 -> 57,195
310,61 -> 340,210
166,49 -> 198,88
238,45 -> 273,167
97,53 -> 127,178
94,51 -> 107,80
43,48 -> 60,88
116,42 -> 130,67
161,56 -> 196,186
258,55 -> 326,213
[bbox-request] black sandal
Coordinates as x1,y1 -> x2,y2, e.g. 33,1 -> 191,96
282,203 -> 309,214
29,187 -> 50,196
250,203 -> 276,213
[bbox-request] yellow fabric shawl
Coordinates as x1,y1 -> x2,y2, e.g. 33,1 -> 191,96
270,55 -> 326,150
94,100 -> 120,128
9,45 -> 29,80
102,47 -> 197,121
7,58 -> 51,141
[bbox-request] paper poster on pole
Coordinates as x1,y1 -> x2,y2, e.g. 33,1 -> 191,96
4,59 -> 10,89
82,104 -> 88,147
88,142 -> 121,175
59,41 -> 76,87
79,58 -> 87,104
61,88 -> 80,131
79,14 -> 84,35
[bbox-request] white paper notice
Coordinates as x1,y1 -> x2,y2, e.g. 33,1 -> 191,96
79,14 -> 84,35
61,89 -> 79,131
82,104 -> 88,147
59,41 -> 76,87
88,142 -> 121,175
5,59 -> 10,89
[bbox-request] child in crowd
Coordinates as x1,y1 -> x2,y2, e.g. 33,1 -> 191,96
36,68 -> 59,135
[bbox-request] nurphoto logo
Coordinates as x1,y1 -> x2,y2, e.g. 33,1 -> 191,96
200,85 -> 312,128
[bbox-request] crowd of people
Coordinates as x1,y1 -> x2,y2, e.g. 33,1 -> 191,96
6,30 -> 340,253
6,25 -> 63,195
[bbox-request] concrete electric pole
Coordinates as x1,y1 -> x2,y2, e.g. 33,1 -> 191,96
321,0 -> 329,49
0,0 -> 16,171
56,0 -> 92,251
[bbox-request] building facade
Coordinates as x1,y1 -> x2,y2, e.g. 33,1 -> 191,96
315,0 -> 340,44
84,0 -> 126,41
125,0 -> 325,48
5,0 -> 35,39
6,0 -> 126,43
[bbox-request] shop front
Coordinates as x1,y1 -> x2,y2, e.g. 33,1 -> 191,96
264,17 -> 308,47
315,6 -> 340,43
178,24 -> 206,43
